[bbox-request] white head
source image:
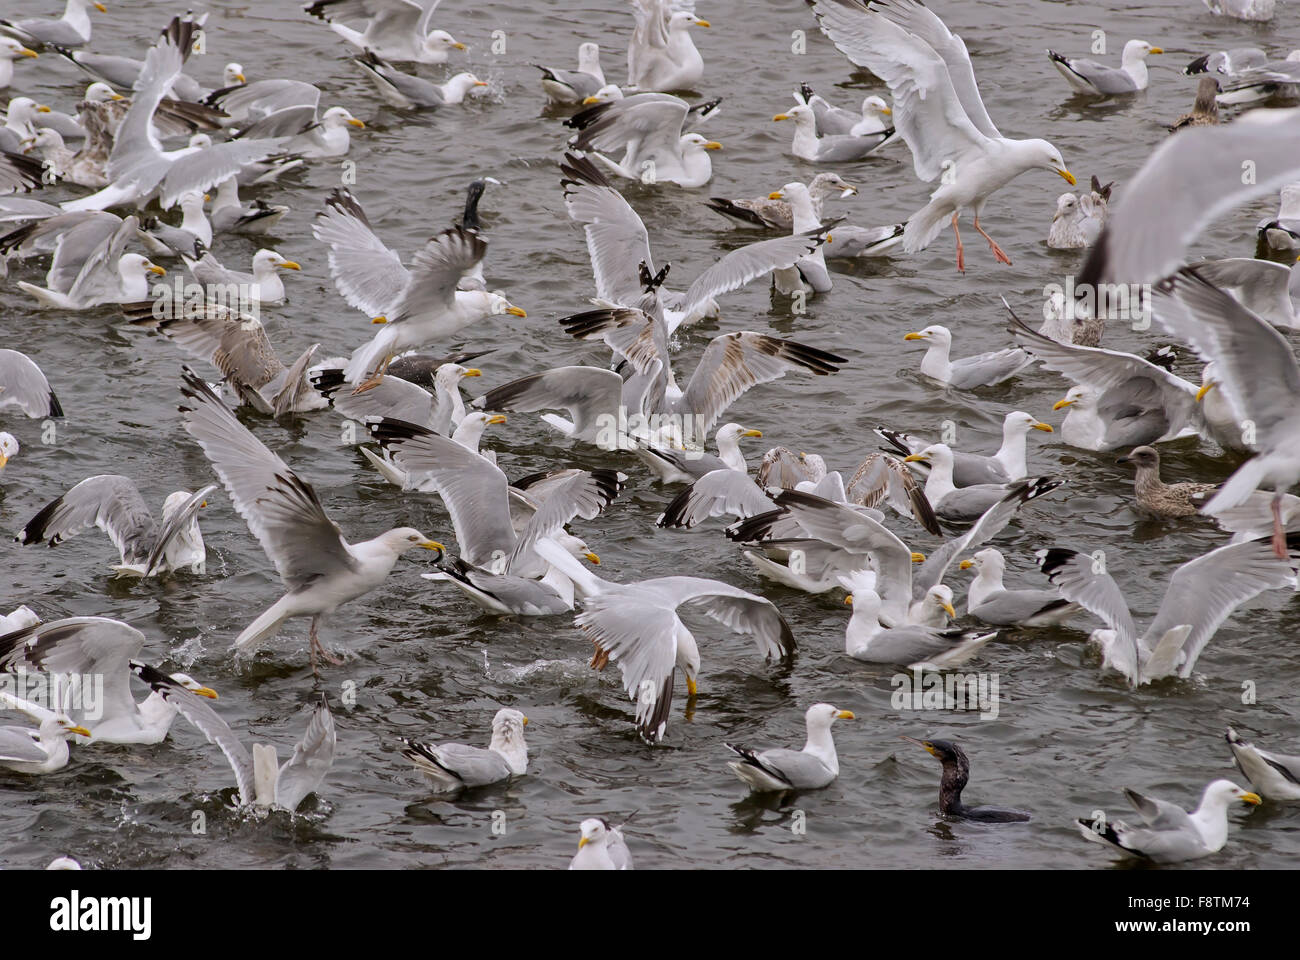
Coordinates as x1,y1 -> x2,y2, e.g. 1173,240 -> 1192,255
252,249 -> 301,274
489,707 -> 529,773
451,411 -> 506,448
424,29 -> 466,56
321,106 -> 365,130
178,190 -> 206,214
961,546 -> 1006,578
187,132 -> 213,149
1053,193 -> 1078,222
577,818 -> 610,851
40,716 -> 91,742
45,857 -> 81,871
679,131 -> 722,156
485,291 -> 527,317
773,102 -> 814,127
577,42 -> 601,72
1004,410 -> 1054,437
808,172 -> 857,200
714,422 -> 762,444
0,432 -> 17,469
1020,139 -> 1075,186
669,11 -> 710,30
805,702 -> 854,733
921,584 -> 956,620
839,569 -> 881,613
861,95 -> 891,119
904,442 -> 955,471
435,362 -> 481,391
1197,779 -> 1262,815
167,671 -> 218,699
582,83 -> 623,105
83,82 -> 121,103
118,252 -> 165,283
1053,384 -> 1095,412
6,97 -> 48,129
903,324 -> 952,349
224,62 -> 246,85
379,527 -> 445,556
1121,40 -> 1163,64
24,127 -> 65,154
0,38 -> 38,62
446,72 -> 489,97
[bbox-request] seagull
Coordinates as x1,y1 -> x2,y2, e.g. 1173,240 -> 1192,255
902,443 -> 1061,522
840,570 -> 997,669
902,737 -> 1031,822
569,817 -> 633,870
1047,40 -> 1163,95
771,102 -> 891,163
959,547 -> 1077,626
305,0 -> 466,63
352,50 -> 486,108
903,324 -> 1033,388
177,368 -> 445,671
798,82 -> 894,137
1225,727 -> 1300,801
1115,445 -> 1216,519
565,94 -> 721,188
1036,538 -> 1297,687
15,475 -> 214,577
1078,781 -> 1260,862
0,697 -> 90,774
810,0 -> 1075,271
704,172 -> 856,231
180,248 -> 301,305
878,412 -> 1053,486
399,708 -> 528,792
0,616 -> 218,744
1,0 -> 106,50
626,0 -> 710,92
0,38 -> 38,89
535,42 -> 605,103
725,703 -> 855,792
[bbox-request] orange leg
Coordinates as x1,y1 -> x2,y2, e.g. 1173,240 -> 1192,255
952,212 -> 965,273
974,215 -> 1012,265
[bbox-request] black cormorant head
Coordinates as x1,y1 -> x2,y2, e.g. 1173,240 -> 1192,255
901,736 -> 965,765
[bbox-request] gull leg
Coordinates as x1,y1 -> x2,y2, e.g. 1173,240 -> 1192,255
309,617 -> 343,671
951,212 -> 964,273
973,216 -> 1012,265
1272,491 -> 1288,559
351,355 -> 393,395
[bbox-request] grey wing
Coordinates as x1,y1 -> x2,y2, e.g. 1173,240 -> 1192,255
1036,547 -> 1140,678
1152,267 -> 1300,450
560,153 -> 654,308
1144,537 -> 1296,678
107,26 -> 186,179
657,468 -> 772,528
210,80 -> 320,122
329,375 -> 436,429
17,474 -> 158,563
141,484 -> 216,576
0,349 -> 60,417
474,366 -> 625,440
64,215 -> 138,306
824,223 -> 906,258
1053,57 -> 1138,94
1078,108 -> 1300,288
872,0 -> 1000,136
509,469 -> 621,568
311,188 -> 409,317
233,104 -> 318,140
1123,787 -> 1197,830
750,747 -> 834,787
656,578 -> 794,662
429,742 -> 512,787
130,661 -> 255,804
389,225 -> 485,323
274,693 -> 336,811
1188,258 -> 1297,329
948,348 -> 1032,388
679,228 -> 830,321
568,94 -> 689,161
366,419 -> 515,567
143,308 -> 283,394
0,726 -> 49,763
674,332 -> 846,436
809,132 -> 891,162
178,368 -> 358,591
159,138 -> 290,209
969,589 -> 1070,625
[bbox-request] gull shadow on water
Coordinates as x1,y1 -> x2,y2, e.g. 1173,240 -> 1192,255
727,788 -> 802,833
1046,94 -> 1148,122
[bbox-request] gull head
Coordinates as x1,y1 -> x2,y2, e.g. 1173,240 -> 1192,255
861,95 -> 891,118
1052,193 -> 1078,222
921,584 -> 957,620
680,132 -> 722,154
169,672 -> 218,699
772,103 -> 813,126
383,528 -> 445,557
6,97 -> 47,126
45,716 -> 92,741
23,128 -> 64,154
1203,779 -> 1262,809
960,546 -> 1005,576
715,422 -> 763,444
1053,385 -> 1094,411
0,38 -> 39,61
1195,363 -> 1220,403
254,249 -> 301,273
582,83 -> 623,105
436,363 -> 481,390
187,132 -> 213,150
1116,445 -> 1160,470
83,81 -> 123,103
809,172 -> 857,200
486,292 -> 527,317
224,62 -> 246,85
837,569 -> 880,609
322,106 -> 365,130
491,707 -> 529,743
903,324 -> 951,347
903,442 -> 953,469
1005,410 -> 1054,435
0,432 -> 17,470
449,72 -> 490,96
577,818 -> 609,850
120,253 -> 166,280
1023,139 -> 1075,185
807,702 -> 855,732
426,29 -> 467,53
670,11 -> 710,29
1122,40 -> 1164,63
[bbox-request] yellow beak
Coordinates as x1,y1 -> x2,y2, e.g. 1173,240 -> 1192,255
452,41 -> 467,51
1148,47 -> 1164,55
192,686 -> 218,699
20,48 -> 38,58
420,541 -> 446,552
694,19 -> 711,27
941,602 -> 956,618
911,552 -> 925,563
741,429 -> 762,438
463,368 -> 482,377
1033,421 -> 1054,433
1052,398 -> 1074,411
686,675 -> 698,696
487,414 -> 507,425
148,264 -> 166,275
844,595 -> 853,605
578,836 -> 589,850
474,80 -> 488,87
584,552 -> 600,565
960,559 -> 974,570
67,725 -> 92,737
234,73 -> 247,83
768,191 -> 784,200
347,118 -> 366,128
902,453 -> 927,463
772,114 -> 789,122
110,93 -> 123,100
582,95 -> 602,104
522,717 -> 529,725
506,306 -> 527,317
277,261 -> 301,270
703,140 -> 722,150
903,332 -> 926,341
94,1 -> 107,10
372,316 -> 388,324
1056,168 -> 1077,186
36,105 -> 51,113
1240,792 -> 1262,805
1196,381 -> 1219,403
836,710 -> 855,720
0,454 -> 8,470
880,105 -> 892,115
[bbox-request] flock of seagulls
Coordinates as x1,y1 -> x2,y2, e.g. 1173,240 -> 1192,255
0,0 -> 1298,869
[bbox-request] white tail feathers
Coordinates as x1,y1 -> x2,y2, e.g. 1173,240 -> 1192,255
234,597 -> 294,650
1203,457 -> 1272,515
902,199 -> 952,254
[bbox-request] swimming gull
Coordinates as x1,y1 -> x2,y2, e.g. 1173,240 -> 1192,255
569,817 -> 633,870
0,696 -> 90,774
725,702 -> 855,792
959,547 -> 1077,626
1225,727 -> 1300,801
1078,781 -> 1260,862
565,93 -> 720,188
1,0 -> 105,49
0,38 -> 38,88
626,0 -> 709,92
181,248 -> 300,305
352,50 -> 486,108
704,172 -> 856,231
841,570 -> 996,668
1047,40 -> 1163,95
903,324 -> 1032,388
399,707 -> 528,791
1116,445 -> 1216,519
771,102 -> 891,163
304,0 -> 465,63
535,42 -> 605,103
